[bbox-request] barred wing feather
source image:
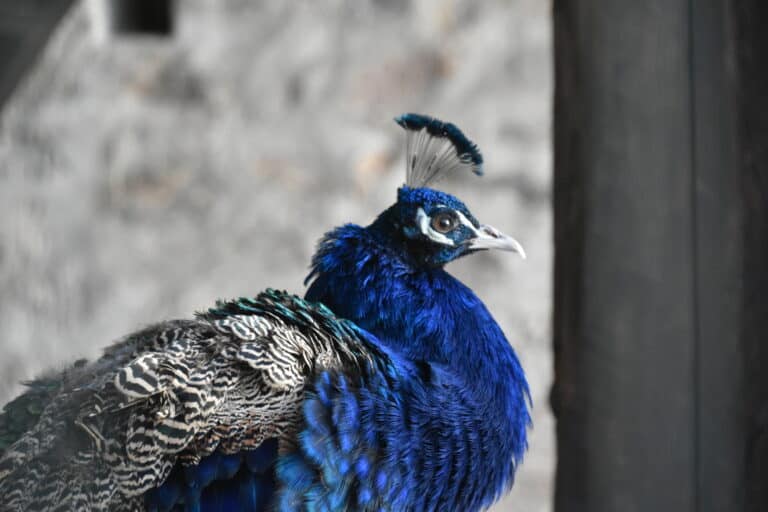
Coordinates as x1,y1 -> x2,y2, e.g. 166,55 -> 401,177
0,289 -> 382,511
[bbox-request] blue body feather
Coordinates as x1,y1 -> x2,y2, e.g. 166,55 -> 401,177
296,216 -> 530,510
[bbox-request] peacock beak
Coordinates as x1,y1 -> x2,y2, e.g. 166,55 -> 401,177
467,224 -> 526,259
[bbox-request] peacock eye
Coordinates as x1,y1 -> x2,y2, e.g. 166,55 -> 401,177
431,212 -> 458,233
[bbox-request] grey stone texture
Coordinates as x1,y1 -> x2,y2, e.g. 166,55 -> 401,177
0,1 -> 552,509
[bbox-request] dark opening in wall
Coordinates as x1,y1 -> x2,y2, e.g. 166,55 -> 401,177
94,0 -> 174,37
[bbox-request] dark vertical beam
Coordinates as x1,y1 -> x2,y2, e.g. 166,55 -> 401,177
552,2 -> 696,510
690,1 -> 744,511
731,2 -> 768,511
0,1 -> 74,112
554,0 -> 761,509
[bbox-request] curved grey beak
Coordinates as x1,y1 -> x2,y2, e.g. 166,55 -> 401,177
467,224 -> 526,259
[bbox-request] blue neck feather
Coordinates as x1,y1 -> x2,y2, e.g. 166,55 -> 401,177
305,219 -> 530,458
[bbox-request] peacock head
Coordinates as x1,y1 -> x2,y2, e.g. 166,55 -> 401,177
369,114 -> 526,268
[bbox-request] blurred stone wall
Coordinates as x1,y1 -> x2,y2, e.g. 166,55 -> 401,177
0,1 -> 552,509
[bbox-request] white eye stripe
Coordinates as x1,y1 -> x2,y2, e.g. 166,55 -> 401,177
455,210 -> 481,236
416,207 -> 454,246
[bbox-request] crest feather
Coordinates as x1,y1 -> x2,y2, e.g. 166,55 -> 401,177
395,113 -> 483,188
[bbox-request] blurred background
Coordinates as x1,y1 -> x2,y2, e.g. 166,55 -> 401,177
2,1 -> 766,512
0,1 -> 553,510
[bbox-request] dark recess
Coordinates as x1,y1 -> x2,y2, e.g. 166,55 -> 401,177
108,0 -> 174,35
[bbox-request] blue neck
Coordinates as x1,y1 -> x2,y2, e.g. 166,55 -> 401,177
304,222 -> 529,411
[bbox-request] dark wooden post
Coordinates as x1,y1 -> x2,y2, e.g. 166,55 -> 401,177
731,3 -> 768,510
552,0 -> 759,510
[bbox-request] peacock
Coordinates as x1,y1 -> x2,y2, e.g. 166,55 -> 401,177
0,114 -> 530,512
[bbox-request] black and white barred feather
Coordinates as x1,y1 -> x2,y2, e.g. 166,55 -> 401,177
0,290 -> 383,511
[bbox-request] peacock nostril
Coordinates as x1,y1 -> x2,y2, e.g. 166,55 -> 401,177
481,225 -> 503,238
